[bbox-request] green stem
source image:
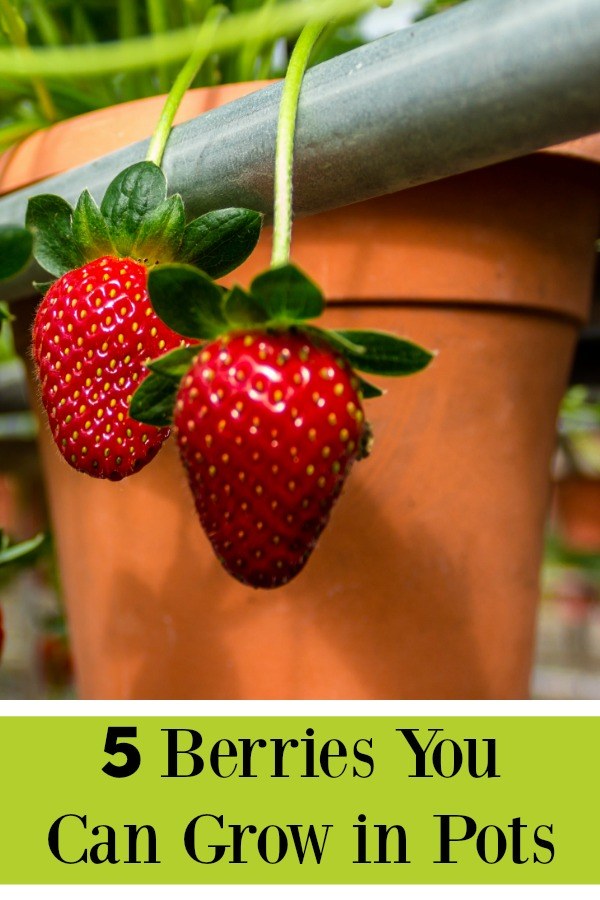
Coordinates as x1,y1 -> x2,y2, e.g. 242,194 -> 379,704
0,0 -> 57,121
146,0 -> 171,93
117,0 -> 147,101
237,0 -> 278,81
29,0 -> 62,47
271,21 -> 326,268
146,6 -> 224,168
0,0 -> 373,79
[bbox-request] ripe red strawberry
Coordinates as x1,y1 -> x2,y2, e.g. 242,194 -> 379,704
173,330 -> 366,588
26,161 -> 262,482
33,256 -> 185,480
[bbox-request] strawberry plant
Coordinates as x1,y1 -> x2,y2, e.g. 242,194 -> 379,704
128,20 -> 435,587
25,4 -> 264,480
27,166 -> 261,479
13,8 -> 434,589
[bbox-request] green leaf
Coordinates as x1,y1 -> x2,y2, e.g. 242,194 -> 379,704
100,161 -> 167,256
26,195 -> 84,277
147,263 -> 227,340
180,208 -> 262,278
129,371 -> 179,428
71,189 -> 115,260
0,301 -> 12,322
250,263 -> 323,322
147,344 -> 200,381
307,326 -> 366,357
132,194 -> 185,263
333,330 -> 435,376
356,375 -> 384,399
0,225 -> 32,280
223,285 -> 269,328
0,531 -> 47,568
33,280 -> 56,295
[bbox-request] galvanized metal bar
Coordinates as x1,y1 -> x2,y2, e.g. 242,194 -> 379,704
1,0 -> 600,300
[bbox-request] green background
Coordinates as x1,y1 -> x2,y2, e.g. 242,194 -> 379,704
0,716 -> 597,884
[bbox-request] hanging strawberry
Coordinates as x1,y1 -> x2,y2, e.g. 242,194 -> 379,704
130,262 -> 434,587
27,164 -> 262,480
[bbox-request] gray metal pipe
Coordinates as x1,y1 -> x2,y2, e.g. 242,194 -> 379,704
2,0 -> 600,300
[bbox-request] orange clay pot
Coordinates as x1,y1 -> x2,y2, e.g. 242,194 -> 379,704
3,85 -> 600,699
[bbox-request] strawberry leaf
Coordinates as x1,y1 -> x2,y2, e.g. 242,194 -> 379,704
250,263 -> 323,322
71,190 -> 115,261
147,345 -> 200,380
131,194 -> 185,264
356,375 -> 384,399
0,225 -> 32,281
26,195 -> 84,277
180,208 -> 262,278
148,263 -> 227,340
223,285 -> 270,328
129,370 -> 178,428
100,161 -> 167,256
33,281 -> 56,295
333,330 -> 435,376
0,302 -> 12,322
308,326 -> 366,357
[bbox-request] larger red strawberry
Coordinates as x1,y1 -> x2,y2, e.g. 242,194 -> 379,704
131,261 -> 434,589
26,161 -> 262,480
33,256 -> 184,480
174,330 -> 365,587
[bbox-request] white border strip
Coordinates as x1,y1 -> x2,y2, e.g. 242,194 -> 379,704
1,699 -> 599,715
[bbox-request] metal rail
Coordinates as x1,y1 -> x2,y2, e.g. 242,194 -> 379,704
1,0 -> 600,300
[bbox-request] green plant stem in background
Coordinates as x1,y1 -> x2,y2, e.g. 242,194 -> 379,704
117,0 -> 148,101
146,0 -> 171,92
271,20 -> 326,268
0,0 -> 57,120
237,0 -> 278,82
146,6 -> 225,168
0,0 -> 374,79
29,0 -> 62,47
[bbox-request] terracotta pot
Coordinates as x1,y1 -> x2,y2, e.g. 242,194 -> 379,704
554,477 -> 600,552
3,86 -> 600,699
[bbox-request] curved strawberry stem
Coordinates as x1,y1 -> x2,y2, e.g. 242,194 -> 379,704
146,6 -> 225,168
271,20 -> 327,268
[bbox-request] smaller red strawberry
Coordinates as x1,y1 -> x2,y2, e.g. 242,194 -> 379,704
131,261 -> 433,589
33,256 -> 185,480
174,330 -> 366,587
26,161 -> 262,481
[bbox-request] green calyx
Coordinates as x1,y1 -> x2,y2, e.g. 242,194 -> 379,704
130,259 -> 436,428
25,160 -> 263,283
